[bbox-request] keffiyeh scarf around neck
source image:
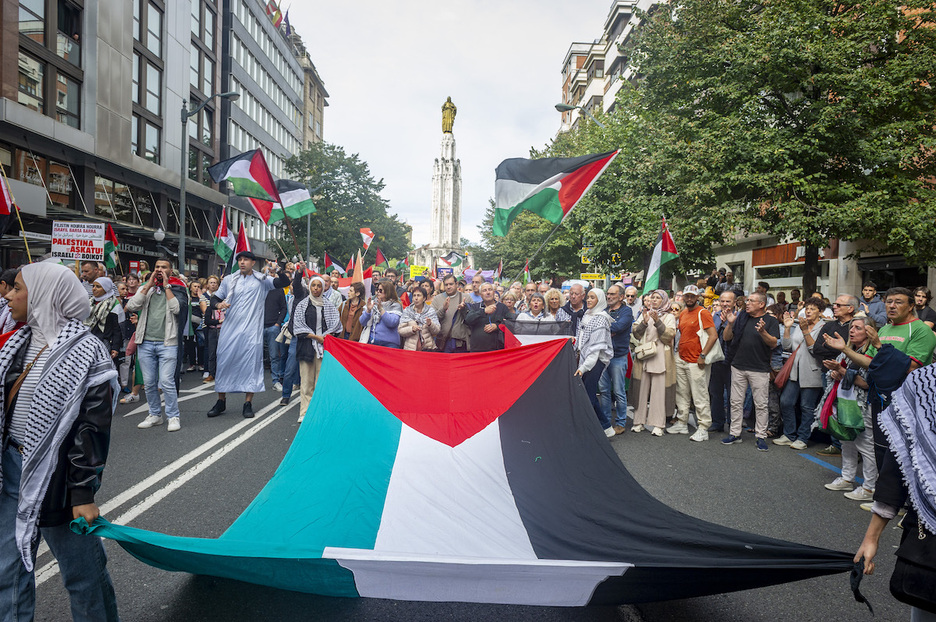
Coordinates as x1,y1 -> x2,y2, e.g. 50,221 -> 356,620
0,320 -> 117,571
84,297 -> 119,332
879,364 -> 936,535
401,302 -> 437,325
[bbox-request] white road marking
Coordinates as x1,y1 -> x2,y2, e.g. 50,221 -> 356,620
35,397 -> 298,586
121,384 -> 220,417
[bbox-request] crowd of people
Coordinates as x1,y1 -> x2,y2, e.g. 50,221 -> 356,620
1,253 -> 935,619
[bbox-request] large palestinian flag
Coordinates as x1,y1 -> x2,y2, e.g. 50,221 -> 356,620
493,150 -> 618,237
86,338 -> 851,606
644,216 -> 678,292
249,179 -> 317,225
208,150 -> 281,205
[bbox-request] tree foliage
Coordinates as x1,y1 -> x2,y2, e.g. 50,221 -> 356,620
278,142 -> 412,263
479,0 -> 936,291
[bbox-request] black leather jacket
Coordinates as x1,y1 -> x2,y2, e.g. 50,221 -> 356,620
3,339 -> 113,528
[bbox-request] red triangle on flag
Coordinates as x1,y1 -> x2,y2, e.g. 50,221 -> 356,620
235,222 -> 251,256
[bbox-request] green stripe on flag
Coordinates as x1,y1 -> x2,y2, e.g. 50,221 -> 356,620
493,188 -> 562,236
230,178 -> 277,202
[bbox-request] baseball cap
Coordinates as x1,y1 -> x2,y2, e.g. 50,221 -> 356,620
683,285 -> 701,295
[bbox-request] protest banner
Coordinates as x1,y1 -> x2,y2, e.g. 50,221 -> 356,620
52,221 -> 105,261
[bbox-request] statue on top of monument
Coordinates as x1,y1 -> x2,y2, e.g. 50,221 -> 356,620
442,96 -> 457,134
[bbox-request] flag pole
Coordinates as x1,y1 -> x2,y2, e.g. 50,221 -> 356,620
505,219 -> 564,285
279,213 -> 302,258
0,167 -> 32,262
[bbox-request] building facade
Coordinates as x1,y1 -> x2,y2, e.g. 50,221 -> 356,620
289,32 -> 327,150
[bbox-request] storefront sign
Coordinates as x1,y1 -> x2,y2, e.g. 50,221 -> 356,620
21,231 -> 52,241
51,221 -> 104,261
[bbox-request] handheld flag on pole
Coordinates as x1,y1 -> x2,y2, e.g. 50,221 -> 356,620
252,179 -> 316,225
493,150 -> 619,237
104,224 -> 120,271
522,260 -> 531,285
323,251 -> 345,275
643,217 -> 678,292
374,248 -> 389,268
0,173 -> 15,239
208,150 -> 282,209
494,259 -> 503,281
213,207 -> 235,263
360,228 -> 375,250
439,251 -> 463,267
232,222 -> 251,273
345,255 -> 355,275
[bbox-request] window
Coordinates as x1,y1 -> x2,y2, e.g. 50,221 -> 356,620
18,0 -> 84,128
132,0 -> 164,162
55,71 -> 80,127
17,52 -> 44,112
19,0 -> 45,44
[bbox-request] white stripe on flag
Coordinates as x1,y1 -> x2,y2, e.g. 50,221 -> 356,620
494,173 -> 564,210
373,421 -> 536,559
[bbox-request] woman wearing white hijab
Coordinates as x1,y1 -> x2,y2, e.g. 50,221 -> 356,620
574,287 -> 614,438
85,276 -> 123,359
0,261 -> 120,621
292,276 -> 341,422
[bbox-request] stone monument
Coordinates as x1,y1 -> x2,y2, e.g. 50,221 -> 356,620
415,97 -> 462,272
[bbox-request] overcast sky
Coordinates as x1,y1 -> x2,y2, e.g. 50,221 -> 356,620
289,0 -> 611,246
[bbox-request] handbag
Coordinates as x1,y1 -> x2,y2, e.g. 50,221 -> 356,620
634,340 -> 658,361
774,345 -> 799,389
125,332 -> 137,357
697,310 -> 725,364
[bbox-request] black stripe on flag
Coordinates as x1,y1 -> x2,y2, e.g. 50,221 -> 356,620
497,342 -> 852,605
494,151 -> 617,184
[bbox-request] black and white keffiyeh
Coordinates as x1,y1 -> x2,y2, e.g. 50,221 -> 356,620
879,364 -> 936,535
0,319 -> 118,570
401,302 -> 438,326
293,296 -> 341,358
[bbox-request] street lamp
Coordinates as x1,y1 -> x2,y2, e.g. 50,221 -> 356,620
179,91 -> 240,274
554,103 -> 606,128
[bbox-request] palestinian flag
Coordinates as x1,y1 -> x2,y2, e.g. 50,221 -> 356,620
522,260 -> 530,285
439,251 -> 463,267
395,256 -> 409,271
323,251 -> 345,275
232,222 -> 250,272
250,179 -> 317,225
643,217 -> 678,292
360,227 -> 375,250
493,150 -> 619,237
373,248 -> 389,268
208,150 -> 281,209
345,255 -> 354,275
494,259 -> 503,281
104,224 -> 119,270
213,207 -> 236,263
88,338 -> 853,606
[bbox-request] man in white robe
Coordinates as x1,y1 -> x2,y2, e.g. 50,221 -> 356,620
207,251 -> 288,418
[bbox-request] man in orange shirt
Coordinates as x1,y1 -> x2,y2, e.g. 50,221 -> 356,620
670,285 -> 719,441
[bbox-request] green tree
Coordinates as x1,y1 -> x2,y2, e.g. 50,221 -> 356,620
630,0 -> 936,293
278,142 -> 412,264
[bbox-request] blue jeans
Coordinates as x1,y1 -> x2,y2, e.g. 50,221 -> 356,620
582,360 -> 610,429
137,341 -> 180,419
0,446 -> 119,621
264,325 -> 286,383
599,355 -> 629,427
708,361 -> 731,429
780,379 -> 823,442
281,338 -> 299,400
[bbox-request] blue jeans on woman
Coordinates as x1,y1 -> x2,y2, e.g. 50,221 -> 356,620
599,355 -> 629,428
779,379 -> 823,443
582,360 -> 610,430
0,446 -> 119,621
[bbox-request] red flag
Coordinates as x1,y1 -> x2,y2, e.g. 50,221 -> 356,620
360,227 -> 375,250
345,255 -> 354,274
235,222 -> 251,256
0,174 -> 15,236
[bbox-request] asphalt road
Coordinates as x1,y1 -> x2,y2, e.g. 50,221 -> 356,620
34,372 -> 903,621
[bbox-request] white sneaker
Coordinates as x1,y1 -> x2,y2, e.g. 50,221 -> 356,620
689,428 -> 709,442
824,477 -> 854,491
167,417 -> 181,432
844,486 -> 874,501
790,439 -> 808,450
297,414 -> 305,424
772,435 -> 793,446
272,381 -> 283,392
604,427 -> 616,438
631,424 -> 645,433
138,415 -> 164,429
650,427 -> 664,437
667,421 -> 690,435
202,372 -> 210,379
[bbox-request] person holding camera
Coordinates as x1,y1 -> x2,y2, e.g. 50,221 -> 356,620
125,257 -> 181,432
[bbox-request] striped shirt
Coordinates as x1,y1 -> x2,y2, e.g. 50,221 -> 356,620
8,341 -> 51,445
